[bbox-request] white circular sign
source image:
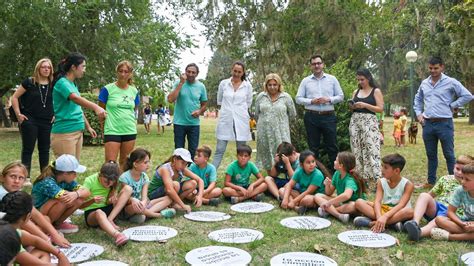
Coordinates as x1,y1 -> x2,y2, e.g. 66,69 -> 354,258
79,260 -> 129,266
208,228 -> 264,244
122,225 -> 177,242
185,245 -> 252,265
230,202 -> 274,213
338,230 -> 397,248
461,252 -> 474,265
51,243 -> 104,264
270,252 -> 338,266
280,216 -> 331,230
184,211 -> 231,222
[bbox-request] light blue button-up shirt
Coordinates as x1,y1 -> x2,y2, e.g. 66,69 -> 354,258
414,73 -> 472,119
296,73 -> 344,111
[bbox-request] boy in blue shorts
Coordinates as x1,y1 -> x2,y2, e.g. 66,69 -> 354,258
432,163 -> 474,241
189,145 -> 222,206
264,142 -> 300,201
404,155 -> 473,241
223,144 -> 267,204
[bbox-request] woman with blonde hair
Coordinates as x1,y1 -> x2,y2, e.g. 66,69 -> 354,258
99,60 -> 140,168
11,58 -> 55,183
255,73 -> 297,172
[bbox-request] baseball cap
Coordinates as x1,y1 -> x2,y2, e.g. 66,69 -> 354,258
55,154 -> 87,173
173,148 -> 193,163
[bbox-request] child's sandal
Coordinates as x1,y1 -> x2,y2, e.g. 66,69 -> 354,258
430,228 -> 449,240
114,231 -> 129,247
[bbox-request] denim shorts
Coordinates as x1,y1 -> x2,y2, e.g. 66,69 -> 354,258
272,177 -> 290,189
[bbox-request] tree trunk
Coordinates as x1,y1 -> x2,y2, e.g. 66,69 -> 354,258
0,102 -> 11,128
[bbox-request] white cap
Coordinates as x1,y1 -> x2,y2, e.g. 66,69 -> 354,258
173,148 -> 193,163
55,154 -> 87,173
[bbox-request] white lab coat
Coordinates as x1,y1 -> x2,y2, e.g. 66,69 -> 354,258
215,78 -> 253,141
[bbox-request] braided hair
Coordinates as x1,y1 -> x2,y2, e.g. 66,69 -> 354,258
0,191 -> 33,224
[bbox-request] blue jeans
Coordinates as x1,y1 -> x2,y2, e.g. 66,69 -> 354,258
173,124 -> 200,159
212,139 -> 246,170
303,112 -> 338,169
422,119 -> 455,185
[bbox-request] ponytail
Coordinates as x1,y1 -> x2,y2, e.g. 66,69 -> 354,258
337,151 -> 367,197
123,148 -> 151,172
0,191 -> 33,224
34,162 -> 61,184
52,52 -> 87,87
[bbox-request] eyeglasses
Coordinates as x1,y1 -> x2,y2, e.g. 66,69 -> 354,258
40,66 -> 52,69
267,84 -> 279,87
311,62 -> 323,66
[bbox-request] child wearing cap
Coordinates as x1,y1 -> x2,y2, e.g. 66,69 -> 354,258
148,148 -> 204,213
31,154 -> 91,234
118,148 -> 177,224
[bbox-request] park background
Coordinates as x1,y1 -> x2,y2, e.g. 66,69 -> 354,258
0,1 -> 473,264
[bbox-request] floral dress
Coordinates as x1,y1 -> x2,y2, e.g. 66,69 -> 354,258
255,91 -> 296,170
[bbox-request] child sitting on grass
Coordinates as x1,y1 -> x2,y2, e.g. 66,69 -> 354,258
223,144 -> 267,204
314,151 -> 366,224
118,148 -> 176,224
280,150 -> 325,215
264,142 -> 300,201
189,145 -> 222,206
82,161 -> 130,246
32,154 -> 90,234
354,153 -> 414,232
432,163 -> 474,241
148,148 -> 204,213
404,155 -> 473,241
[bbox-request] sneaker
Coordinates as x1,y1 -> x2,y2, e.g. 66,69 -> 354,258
415,183 -> 434,190
392,222 -> 403,232
73,209 -> 84,216
317,207 -> 328,218
128,214 -> 146,224
430,228 -> 449,240
230,196 -> 240,204
404,220 -> 421,241
296,206 -> 307,215
56,222 -> 79,234
254,193 -> 264,202
160,208 -> 176,218
209,198 -> 221,206
339,214 -> 350,224
24,178 -> 32,187
353,216 -> 372,228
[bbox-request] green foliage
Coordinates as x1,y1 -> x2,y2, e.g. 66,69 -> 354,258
81,93 -> 102,146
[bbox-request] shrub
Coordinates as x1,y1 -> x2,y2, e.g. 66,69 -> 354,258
287,58 -> 356,168
81,92 -> 103,146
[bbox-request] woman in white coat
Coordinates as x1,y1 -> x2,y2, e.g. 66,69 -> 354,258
212,61 -> 253,169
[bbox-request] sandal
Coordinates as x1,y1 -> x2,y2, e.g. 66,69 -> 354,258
430,228 -> 449,240
114,232 -> 129,247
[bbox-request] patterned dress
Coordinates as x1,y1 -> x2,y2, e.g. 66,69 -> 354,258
255,91 -> 296,170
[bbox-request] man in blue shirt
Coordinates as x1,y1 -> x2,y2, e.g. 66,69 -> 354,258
296,55 -> 344,170
167,63 -> 208,159
414,56 -> 473,189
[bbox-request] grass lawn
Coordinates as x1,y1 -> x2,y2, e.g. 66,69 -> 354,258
0,117 -> 472,265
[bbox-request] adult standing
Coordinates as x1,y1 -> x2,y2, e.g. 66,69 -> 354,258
414,56 -> 473,189
167,63 -> 207,159
98,60 -> 139,168
12,58 -> 54,181
156,104 -> 166,135
348,69 -> 384,181
296,55 -> 344,170
143,103 -> 152,134
51,52 -> 106,160
255,73 -> 296,172
212,61 -> 253,169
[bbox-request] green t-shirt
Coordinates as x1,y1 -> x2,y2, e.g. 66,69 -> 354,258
226,160 -> 259,187
100,83 -> 139,135
52,77 -> 84,133
172,80 -> 207,126
189,162 -> 217,189
83,173 -> 111,211
331,171 -> 366,202
291,168 -> 325,194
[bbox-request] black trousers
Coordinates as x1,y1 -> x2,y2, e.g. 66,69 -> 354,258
20,117 -> 52,175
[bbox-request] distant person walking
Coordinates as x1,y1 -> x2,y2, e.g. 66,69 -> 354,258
255,73 -> 296,172
143,103 -> 152,134
51,52 -> 106,160
11,58 -> 54,181
156,104 -> 166,135
99,60 -> 139,168
167,63 -> 208,159
296,55 -> 344,170
213,61 -> 253,170
414,56 -> 473,189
